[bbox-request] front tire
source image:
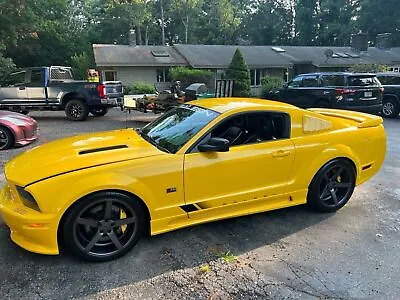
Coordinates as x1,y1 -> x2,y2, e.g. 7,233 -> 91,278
65,99 -> 89,121
90,107 -> 109,117
63,192 -> 146,262
0,126 -> 14,150
382,98 -> 400,118
307,159 -> 356,213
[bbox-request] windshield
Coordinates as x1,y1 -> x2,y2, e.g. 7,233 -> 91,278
140,104 -> 220,153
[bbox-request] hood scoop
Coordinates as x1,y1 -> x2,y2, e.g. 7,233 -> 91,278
79,145 -> 128,155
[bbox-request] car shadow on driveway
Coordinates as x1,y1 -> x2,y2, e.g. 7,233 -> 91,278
0,205 -> 333,299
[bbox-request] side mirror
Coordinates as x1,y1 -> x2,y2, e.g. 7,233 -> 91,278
282,83 -> 288,89
198,137 -> 230,152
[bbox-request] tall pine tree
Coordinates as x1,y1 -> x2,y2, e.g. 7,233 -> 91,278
226,48 -> 251,97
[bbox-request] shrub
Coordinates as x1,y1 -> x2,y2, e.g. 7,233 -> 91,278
125,82 -> 156,94
225,48 -> 251,97
169,67 -> 213,88
348,64 -> 389,73
261,76 -> 284,98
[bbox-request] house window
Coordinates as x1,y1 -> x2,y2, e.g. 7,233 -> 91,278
250,69 -> 264,86
157,69 -> 169,82
103,70 -> 117,81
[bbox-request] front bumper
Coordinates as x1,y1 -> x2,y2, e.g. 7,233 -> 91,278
0,184 -> 59,255
335,103 -> 383,115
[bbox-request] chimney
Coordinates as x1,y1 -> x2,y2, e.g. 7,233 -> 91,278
129,29 -> 137,46
351,33 -> 369,52
376,33 -> 391,49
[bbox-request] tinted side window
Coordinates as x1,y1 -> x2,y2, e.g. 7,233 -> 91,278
28,70 -> 44,86
205,112 -> 290,147
321,75 -> 345,87
378,76 -> 400,85
288,76 -> 302,88
4,71 -> 26,87
301,75 -> 320,87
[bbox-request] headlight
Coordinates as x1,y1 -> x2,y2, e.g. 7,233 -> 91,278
16,186 -> 40,211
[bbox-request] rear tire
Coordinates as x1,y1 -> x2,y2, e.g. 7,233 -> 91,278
90,107 -> 109,117
382,98 -> 400,118
307,159 -> 356,213
65,99 -> 89,121
0,126 -> 14,150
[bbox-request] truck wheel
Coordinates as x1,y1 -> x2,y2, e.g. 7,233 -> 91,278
90,107 -> 108,117
65,99 -> 89,121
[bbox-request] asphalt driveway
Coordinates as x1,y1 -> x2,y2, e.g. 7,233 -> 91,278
0,109 -> 399,299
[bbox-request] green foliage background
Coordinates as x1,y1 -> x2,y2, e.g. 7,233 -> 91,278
169,67 -> 213,88
0,0 -> 399,76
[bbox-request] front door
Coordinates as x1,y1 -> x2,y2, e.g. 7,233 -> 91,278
183,112 -> 295,219
0,71 -> 28,106
26,69 -> 47,105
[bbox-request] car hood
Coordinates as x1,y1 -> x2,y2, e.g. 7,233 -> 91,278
5,129 -> 164,187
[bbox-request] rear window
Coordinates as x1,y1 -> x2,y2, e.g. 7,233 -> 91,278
347,76 -> 380,87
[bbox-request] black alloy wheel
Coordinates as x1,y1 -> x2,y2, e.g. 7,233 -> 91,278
307,159 -> 356,212
65,99 -> 89,121
63,192 -> 146,261
0,126 -> 14,150
90,107 -> 109,117
382,98 -> 399,118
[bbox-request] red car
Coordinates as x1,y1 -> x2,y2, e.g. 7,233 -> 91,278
0,111 -> 38,150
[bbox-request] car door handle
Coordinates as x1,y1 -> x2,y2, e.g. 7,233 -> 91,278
272,150 -> 291,158
18,86 -> 26,90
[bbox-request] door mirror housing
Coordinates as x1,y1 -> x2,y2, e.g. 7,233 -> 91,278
198,137 -> 230,152
282,83 -> 288,89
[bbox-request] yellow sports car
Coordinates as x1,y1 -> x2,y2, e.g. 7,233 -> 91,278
0,98 -> 386,261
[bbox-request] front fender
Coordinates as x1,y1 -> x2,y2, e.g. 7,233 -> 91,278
26,170 -> 156,221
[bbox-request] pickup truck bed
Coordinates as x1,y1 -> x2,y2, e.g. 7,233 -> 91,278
0,66 -> 124,121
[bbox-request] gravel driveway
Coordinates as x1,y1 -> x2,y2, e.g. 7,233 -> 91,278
0,109 -> 399,299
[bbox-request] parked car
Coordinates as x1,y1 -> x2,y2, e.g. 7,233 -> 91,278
0,110 -> 38,150
0,66 -> 124,121
376,72 -> 400,118
0,98 -> 386,261
267,72 -> 384,114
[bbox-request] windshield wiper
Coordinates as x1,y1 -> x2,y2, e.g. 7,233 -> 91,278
138,130 -> 171,154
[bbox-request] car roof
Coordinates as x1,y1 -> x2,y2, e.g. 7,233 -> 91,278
188,98 -> 295,114
296,72 -> 376,77
376,72 -> 400,77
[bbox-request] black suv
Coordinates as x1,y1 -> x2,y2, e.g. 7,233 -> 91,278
267,72 -> 383,114
376,72 -> 400,118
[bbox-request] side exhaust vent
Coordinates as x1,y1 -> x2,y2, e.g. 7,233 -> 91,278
79,145 -> 128,155
180,204 -> 200,213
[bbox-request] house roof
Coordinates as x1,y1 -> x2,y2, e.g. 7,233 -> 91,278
93,44 -> 188,67
93,44 -> 400,69
173,44 -> 293,68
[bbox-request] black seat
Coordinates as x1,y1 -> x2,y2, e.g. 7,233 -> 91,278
244,117 -> 275,144
219,126 -> 245,145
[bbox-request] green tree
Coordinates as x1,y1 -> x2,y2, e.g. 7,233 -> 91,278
295,0 -> 319,45
357,0 -> 400,46
225,48 -> 251,97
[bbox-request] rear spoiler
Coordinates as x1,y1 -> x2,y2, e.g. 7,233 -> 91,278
308,108 -> 383,128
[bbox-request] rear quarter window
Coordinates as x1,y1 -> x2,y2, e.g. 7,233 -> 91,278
321,75 -> 345,87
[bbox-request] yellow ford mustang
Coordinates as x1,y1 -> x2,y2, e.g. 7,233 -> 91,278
0,98 -> 386,261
